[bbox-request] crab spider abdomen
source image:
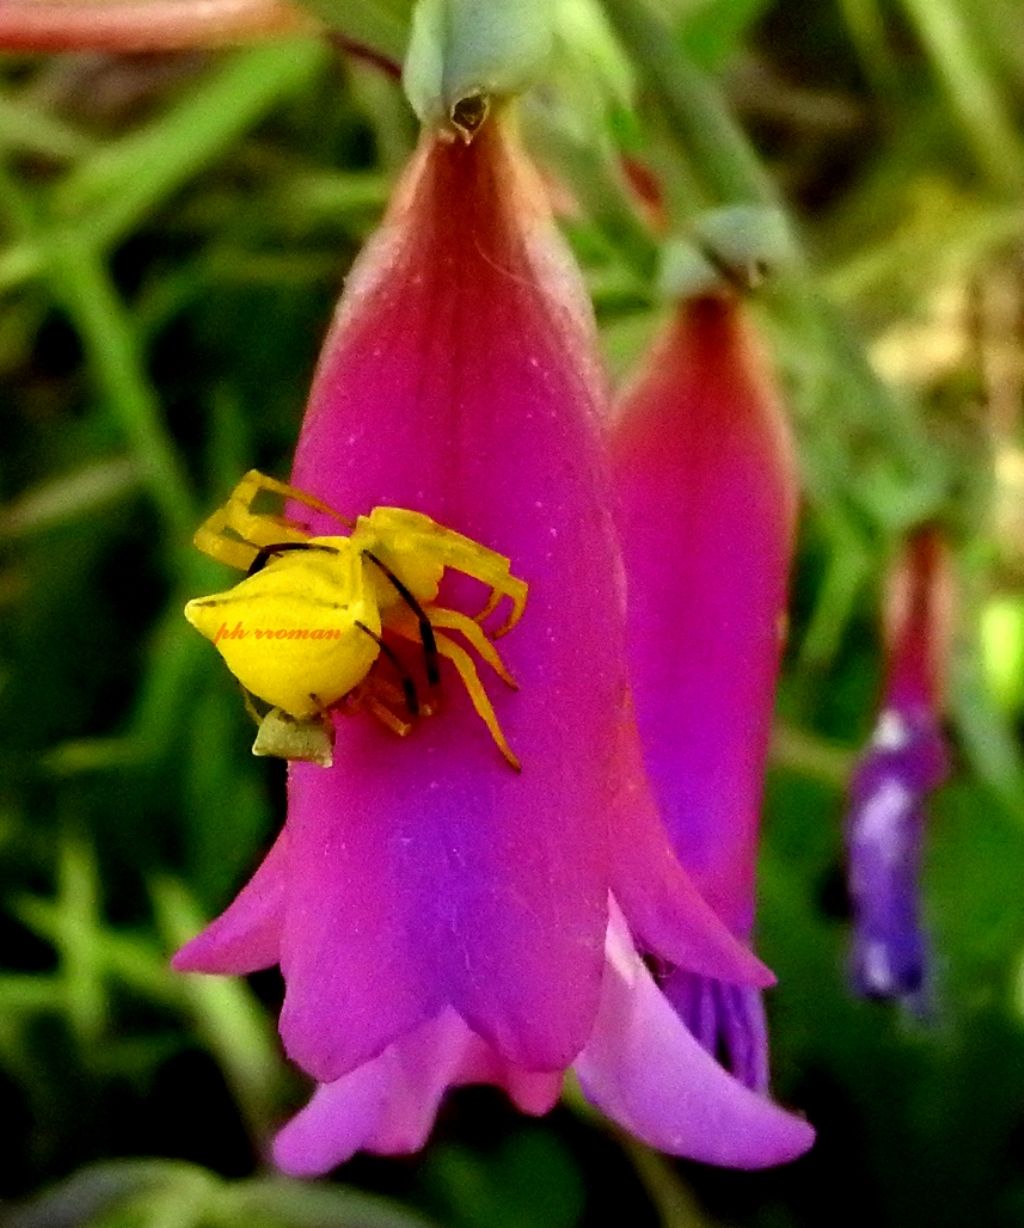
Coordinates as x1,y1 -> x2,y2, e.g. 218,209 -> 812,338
184,537 -> 381,718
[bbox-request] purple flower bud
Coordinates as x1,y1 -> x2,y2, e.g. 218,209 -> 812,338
845,528 -> 953,1004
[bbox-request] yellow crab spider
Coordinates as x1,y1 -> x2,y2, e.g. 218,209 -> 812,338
183,470 -> 527,770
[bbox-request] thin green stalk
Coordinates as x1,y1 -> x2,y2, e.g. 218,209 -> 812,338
600,0 -> 776,207
562,1077 -> 717,1228
0,41 -> 329,295
619,1136 -> 718,1228
153,878 -> 291,1146
56,40 -> 329,244
47,236 -> 196,541
837,0 -> 901,103
898,0 -> 1024,190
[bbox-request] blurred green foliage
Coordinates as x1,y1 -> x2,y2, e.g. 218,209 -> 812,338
3,1 -> 1024,1225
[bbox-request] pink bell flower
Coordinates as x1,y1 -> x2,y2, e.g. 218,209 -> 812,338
175,114 -> 812,1171
610,293 -> 799,1093
0,0 -> 314,51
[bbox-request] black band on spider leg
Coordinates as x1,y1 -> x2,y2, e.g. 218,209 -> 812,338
355,621 -> 420,716
246,541 -> 340,577
362,550 -> 441,687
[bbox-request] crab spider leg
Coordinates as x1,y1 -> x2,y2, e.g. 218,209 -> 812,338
355,621 -> 420,716
424,606 -> 518,689
365,508 -> 528,637
428,631 -> 521,771
419,536 -> 526,638
353,671 -> 432,735
472,588 -> 504,626
362,549 -> 441,687
365,673 -> 435,719
230,469 -> 354,531
194,499 -> 307,570
194,470 -> 352,570
362,693 -> 413,737
246,540 -> 340,578
365,676 -> 409,710
239,683 -> 265,727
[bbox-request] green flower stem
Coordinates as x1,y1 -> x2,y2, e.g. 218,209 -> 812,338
600,0 -> 775,208
898,0 -> 1024,191
603,0 -> 949,527
563,1077 -> 718,1228
533,121 -> 658,284
297,0 -> 413,60
154,879 -> 291,1146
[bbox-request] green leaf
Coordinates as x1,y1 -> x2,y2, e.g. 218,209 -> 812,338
297,0 -> 415,60
677,0 -> 770,72
226,1178 -> 441,1228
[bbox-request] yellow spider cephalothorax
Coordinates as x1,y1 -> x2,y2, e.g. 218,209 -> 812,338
183,470 -> 527,770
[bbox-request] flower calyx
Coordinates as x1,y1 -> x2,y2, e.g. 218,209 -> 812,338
658,205 -> 796,302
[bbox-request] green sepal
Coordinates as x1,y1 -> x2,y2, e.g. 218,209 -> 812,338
403,0 -> 556,138
658,204 -> 796,299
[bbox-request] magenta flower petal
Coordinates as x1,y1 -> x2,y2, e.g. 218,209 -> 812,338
610,295 -> 797,1089
255,117 -> 759,1079
272,904 -> 801,1177
178,120 -> 786,1172
274,1060 -> 387,1178
278,757 -> 446,1081
273,1010 -> 562,1177
172,830 -> 287,974
575,908 -> 813,1168
611,297 -> 797,935
607,711 -> 774,988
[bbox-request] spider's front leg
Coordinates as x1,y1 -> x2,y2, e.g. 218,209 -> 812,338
194,470 -> 310,569
422,533 -> 527,637
194,470 -> 353,570
366,508 -> 528,637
